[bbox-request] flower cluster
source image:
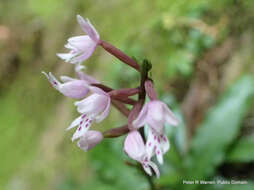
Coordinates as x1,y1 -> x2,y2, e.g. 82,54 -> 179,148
43,15 -> 178,178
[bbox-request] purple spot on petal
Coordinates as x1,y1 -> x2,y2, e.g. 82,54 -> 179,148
158,138 -> 161,143
82,114 -> 86,119
163,137 -> 167,142
78,127 -> 82,131
154,146 -> 157,150
154,136 -> 156,140
148,142 -> 152,147
53,81 -> 57,85
85,119 -> 89,122
80,121 -> 83,125
85,124 -> 89,128
157,151 -> 160,155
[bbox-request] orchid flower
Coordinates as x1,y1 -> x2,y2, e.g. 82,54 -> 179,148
77,130 -> 103,151
42,72 -> 89,99
124,130 -> 160,177
57,15 -> 100,64
133,100 -> 178,134
132,100 -> 178,164
67,86 -> 110,141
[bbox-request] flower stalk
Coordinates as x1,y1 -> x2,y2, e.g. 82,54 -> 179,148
99,40 -> 140,71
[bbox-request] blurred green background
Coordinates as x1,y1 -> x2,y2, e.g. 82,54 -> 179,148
1,0 -> 254,189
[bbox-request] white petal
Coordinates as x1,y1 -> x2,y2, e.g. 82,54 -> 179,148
66,115 -> 82,130
56,53 -> 74,62
42,72 -> 61,90
160,134 -> 170,154
155,146 -> 163,164
145,129 -> 156,159
142,164 -> 152,176
148,161 -> 160,178
71,117 -> 93,141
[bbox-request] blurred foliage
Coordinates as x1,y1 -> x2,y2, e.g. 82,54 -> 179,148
1,0 -> 254,190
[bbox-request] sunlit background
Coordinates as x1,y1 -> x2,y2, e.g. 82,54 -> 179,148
1,0 -> 254,189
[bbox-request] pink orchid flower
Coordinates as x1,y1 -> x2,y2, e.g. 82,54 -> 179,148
133,100 -> 179,134
42,72 -> 89,99
132,100 -> 178,164
67,87 -> 110,141
57,15 -> 100,64
124,130 -> 160,178
77,130 -> 103,151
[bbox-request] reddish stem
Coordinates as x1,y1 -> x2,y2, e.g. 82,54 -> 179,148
109,87 -> 140,98
91,83 -> 137,105
103,124 -> 129,138
99,40 -> 140,72
111,100 -> 130,117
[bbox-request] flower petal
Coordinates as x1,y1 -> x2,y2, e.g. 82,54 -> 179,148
148,161 -> 160,178
75,94 -> 108,115
77,130 -> 103,151
95,97 -> 111,123
42,72 -> 61,90
142,164 -> 152,176
132,103 -> 149,129
69,43 -> 96,64
124,131 -> 146,161
162,103 -> 179,126
59,80 -> 89,99
155,146 -> 163,164
77,71 -> 99,84
60,76 -> 76,83
56,53 -> 75,63
71,116 -> 93,141
66,115 -> 83,130
160,134 -> 170,154
77,15 -> 100,42
146,129 -> 156,159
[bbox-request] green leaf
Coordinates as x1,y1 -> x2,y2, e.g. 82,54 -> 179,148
183,75 -> 254,188
227,135 -> 254,162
